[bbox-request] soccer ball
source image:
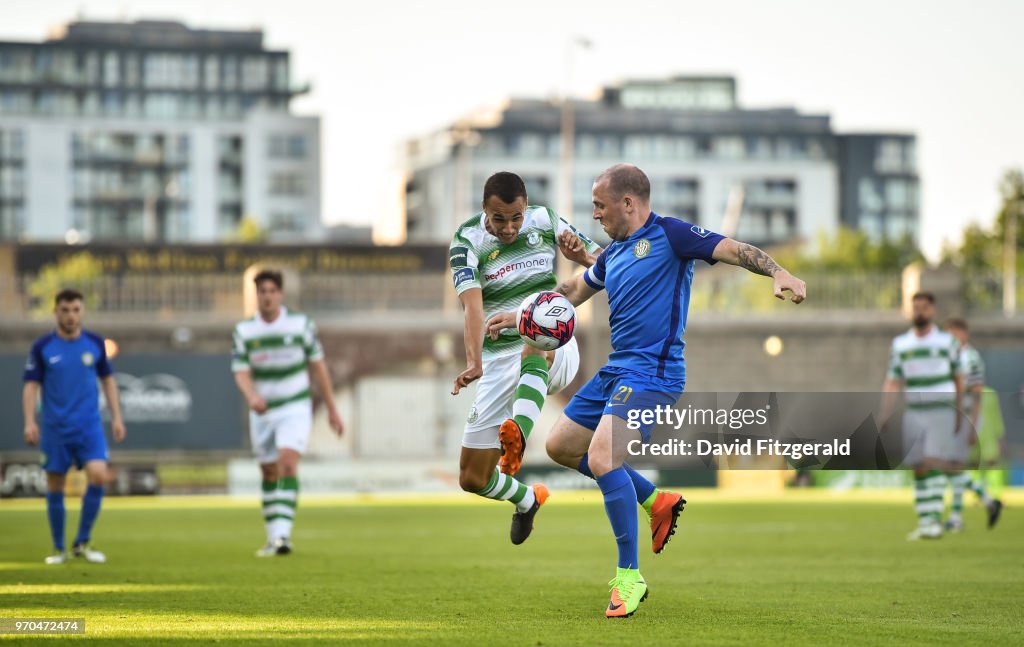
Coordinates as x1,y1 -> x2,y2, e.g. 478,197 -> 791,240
516,291 -> 576,351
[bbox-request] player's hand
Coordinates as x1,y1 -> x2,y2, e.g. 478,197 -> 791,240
111,418 -> 127,443
486,311 -> 517,340
24,422 -> 39,447
968,429 -> 978,447
558,230 -> 588,264
452,364 -> 482,395
773,270 -> 806,304
248,395 -> 268,414
328,407 -> 344,437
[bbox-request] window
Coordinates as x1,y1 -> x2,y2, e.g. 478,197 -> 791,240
242,56 -> 268,90
204,56 -> 220,90
858,178 -> 883,212
875,139 -> 905,173
269,172 -> 307,196
885,179 -> 908,210
272,58 -> 288,91
103,52 -> 119,86
270,211 -> 303,231
268,134 -> 307,159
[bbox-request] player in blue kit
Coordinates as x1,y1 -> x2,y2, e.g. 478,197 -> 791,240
22,289 -> 126,565
490,164 -> 806,617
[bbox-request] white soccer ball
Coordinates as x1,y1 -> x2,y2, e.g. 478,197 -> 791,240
516,291 -> 576,351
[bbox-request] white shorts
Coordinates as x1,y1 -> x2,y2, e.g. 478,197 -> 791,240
249,399 -> 313,464
901,407 -> 957,466
462,337 -> 580,450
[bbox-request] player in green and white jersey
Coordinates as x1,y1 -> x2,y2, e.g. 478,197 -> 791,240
449,172 -> 599,544
944,318 -> 1002,530
232,269 -> 344,556
881,292 -> 962,540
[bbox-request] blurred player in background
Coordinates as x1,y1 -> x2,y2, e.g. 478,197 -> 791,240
944,318 -> 1002,530
232,270 -> 344,557
449,171 -> 599,545
881,292 -> 961,541
22,289 -> 126,564
513,164 -> 805,618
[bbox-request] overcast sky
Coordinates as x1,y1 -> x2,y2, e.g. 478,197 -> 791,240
4,0 -> 1023,256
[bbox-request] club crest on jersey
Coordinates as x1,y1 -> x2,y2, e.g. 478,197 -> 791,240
488,249 -> 501,261
81,352 -> 94,366
467,405 -> 478,423
527,231 -> 541,247
633,239 -> 651,258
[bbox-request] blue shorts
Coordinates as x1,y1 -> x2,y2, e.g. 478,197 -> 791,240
563,367 -> 683,441
40,421 -> 109,474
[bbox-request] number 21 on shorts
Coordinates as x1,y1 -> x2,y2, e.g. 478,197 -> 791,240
611,385 -> 633,403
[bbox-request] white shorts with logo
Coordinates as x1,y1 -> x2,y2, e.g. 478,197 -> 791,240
249,399 -> 313,463
901,407 -> 957,466
462,337 -> 580,450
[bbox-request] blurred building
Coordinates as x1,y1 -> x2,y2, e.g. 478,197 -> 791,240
0,19 -> 320,243
403,77 -> 919,247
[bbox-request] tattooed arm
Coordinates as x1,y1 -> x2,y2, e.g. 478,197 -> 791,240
711,238 -> 807,304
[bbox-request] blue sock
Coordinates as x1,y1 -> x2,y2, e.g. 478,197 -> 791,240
578,454 -> 655,504
45,491 -> 66,552
596,468 -> 639,570
74,484 -> 104,546
622,463 -> 656,504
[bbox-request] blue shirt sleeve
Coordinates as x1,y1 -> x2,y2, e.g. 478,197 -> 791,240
657,217 -> 725,264
87,331 -> 114,378
583,247 -> 608,290
23,337 -> 46,382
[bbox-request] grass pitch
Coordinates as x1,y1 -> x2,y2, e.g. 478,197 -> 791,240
0,490 -> 1021,645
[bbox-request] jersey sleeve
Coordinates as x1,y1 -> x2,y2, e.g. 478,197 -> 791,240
304,317 -> 325,361
582,248 -> 608,291
886,341 -> 903,380
657,217 -> 725,263
22,338 -> 45,382
93,334 -> 113,378
449,235 -> 481,295
231,326 -> 250,372
554,213 -> 601,255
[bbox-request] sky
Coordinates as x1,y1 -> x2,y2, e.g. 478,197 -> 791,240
3,0 -> 1023,257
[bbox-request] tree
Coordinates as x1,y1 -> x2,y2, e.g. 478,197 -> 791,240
27,252 -> 104,316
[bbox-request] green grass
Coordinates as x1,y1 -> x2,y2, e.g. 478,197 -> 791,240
0,491 -> 1021,645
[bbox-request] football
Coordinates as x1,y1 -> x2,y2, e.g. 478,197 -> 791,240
516,291 -> 576,350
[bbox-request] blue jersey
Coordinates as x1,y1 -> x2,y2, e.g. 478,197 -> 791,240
582,213 -> 724,384
23,330 -> 113,436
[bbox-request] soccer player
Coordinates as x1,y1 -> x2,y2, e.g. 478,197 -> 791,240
232,269 -> 344,557
22,289 -> 126,564
944,318 -> 1002,530
490,164 -> 806,617
449,171 -> 601,544
880,292 -> 962,541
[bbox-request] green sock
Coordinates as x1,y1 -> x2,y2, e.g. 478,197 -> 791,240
641,490 -> 658,517
274,476 -> 299,540
474,468 -> 535,512
512,355 -> 549,440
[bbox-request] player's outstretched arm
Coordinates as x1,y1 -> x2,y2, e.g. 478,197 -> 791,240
22,380 -> 40,446
556,272 -> 599,308
711,238 -> 806,304
100,375 -> 126,443
453,288 -> 484,395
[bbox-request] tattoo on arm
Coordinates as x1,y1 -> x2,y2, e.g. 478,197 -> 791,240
736,243 -> 783,277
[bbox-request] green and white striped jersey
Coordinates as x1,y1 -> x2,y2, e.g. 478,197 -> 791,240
449,205 -> 598,360
232,307 -> 324,409
887,326 -> 960,408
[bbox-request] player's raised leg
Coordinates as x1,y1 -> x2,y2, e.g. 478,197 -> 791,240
548,408 -> 685,554
588,413 -> 648,618
499,345 -> 552,476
